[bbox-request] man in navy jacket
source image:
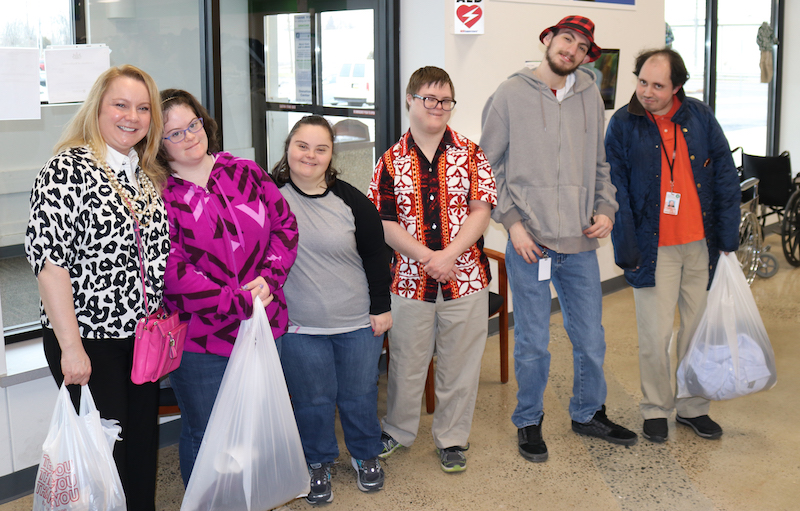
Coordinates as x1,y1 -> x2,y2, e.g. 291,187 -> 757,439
605,48 -> 740,444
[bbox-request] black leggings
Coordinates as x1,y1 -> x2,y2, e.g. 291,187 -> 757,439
43,328 -> 159,511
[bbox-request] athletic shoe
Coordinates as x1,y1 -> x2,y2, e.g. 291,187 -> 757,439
350,457 -> 384,492
437,446 -> 468,473
305,462 -> 333,505
518,421 -> 548,462
676,415 -> 723,439
572,405 -> 638,446
378,431 -> 402,459
642,418 -> 668,443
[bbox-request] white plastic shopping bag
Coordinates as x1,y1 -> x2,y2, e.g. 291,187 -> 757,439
33,384 -> 126,511
677,252 -> 777,400
181,299 -> 309,511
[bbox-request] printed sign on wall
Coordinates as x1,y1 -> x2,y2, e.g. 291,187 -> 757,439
455,0 -> 484,35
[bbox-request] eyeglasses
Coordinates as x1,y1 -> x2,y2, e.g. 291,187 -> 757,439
412,94 -> 457,111
163,118 -> 204,144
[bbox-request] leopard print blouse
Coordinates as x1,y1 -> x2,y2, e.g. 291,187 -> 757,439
25,146 -> 169,339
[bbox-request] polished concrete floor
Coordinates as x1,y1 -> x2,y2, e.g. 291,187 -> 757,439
5,234 -> 798,510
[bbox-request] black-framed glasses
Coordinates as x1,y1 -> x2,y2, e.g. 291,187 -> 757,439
163,118 -> 204,144
412,94 -> 457,111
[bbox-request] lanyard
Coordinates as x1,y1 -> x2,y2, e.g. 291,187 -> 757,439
649,112 -> 678,192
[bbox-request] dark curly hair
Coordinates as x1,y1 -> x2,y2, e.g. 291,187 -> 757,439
155,89 -> 220,180
269,115 -> 339,188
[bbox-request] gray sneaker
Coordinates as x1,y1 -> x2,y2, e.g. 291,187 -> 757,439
437,445 -> 468,473
378,431 -> 402,459
305,462 -> 333,505
350,457 -> 384,492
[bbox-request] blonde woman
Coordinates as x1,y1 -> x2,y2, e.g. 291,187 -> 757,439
26,65 -> 168,511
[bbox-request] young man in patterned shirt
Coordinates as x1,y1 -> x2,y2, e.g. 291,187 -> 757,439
368,66 -> 497,473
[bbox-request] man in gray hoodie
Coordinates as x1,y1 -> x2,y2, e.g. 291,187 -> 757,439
480,15 -> 637,463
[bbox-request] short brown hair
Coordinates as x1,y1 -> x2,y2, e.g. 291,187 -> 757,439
405,66 -> 455,110
634,48 -> 689,89
155,89 -> 220,181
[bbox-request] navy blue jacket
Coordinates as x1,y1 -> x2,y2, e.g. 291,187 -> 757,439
605,92 -> 741,289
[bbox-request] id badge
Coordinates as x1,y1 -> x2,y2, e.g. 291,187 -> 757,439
664,192 -> 681,216
538,254 -> 551,281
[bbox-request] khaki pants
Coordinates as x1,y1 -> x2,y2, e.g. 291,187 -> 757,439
383,288 -> 488,449
633,239 -> 711,419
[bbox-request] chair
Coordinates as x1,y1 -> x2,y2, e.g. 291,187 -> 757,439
158,379 -> 181,417
383,248 -> 509,414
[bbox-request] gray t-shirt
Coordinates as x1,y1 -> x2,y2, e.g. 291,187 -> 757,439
280,182 -> 371,334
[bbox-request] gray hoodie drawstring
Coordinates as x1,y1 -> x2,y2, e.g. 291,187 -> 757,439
539,89 -> 547,132
581,92 -> 588,133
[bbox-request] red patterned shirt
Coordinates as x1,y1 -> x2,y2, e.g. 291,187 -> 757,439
368,127 -> 497,302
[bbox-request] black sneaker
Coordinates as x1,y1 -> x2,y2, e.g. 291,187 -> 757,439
642,418 -> 668,443
572,405 -> 638,446
350,457 -> 384,492
676,415 -> 723,439
518,420 -> 548,462
305,462 -> 333,505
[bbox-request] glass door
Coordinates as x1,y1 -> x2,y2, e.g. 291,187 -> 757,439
666,0 -> 777,155
259,8 -> 380,194
714,2 -> 772,155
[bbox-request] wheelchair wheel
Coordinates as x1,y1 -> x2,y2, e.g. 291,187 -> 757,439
756,252 -> 779,278
782,190 -> 800,267
737,210 -> 761,284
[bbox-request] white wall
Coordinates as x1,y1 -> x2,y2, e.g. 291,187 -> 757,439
399,0 -> 446,134
779,2 -> 799,165
398,0 -> 665,291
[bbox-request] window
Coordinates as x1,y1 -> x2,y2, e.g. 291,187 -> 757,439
0,0 -> 78,102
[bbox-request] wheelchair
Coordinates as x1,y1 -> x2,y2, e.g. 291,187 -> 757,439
737,177 -> 778,284
739,150 -> 800,267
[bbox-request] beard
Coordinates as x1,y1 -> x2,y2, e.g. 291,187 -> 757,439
545,45 -> 581,77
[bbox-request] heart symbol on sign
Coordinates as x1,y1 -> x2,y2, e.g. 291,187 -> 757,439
456,5 -> 483,29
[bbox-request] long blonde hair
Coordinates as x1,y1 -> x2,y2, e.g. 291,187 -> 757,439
54,65 -> 166,189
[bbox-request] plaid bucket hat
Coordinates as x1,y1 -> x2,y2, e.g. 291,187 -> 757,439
539,15 -> 602,62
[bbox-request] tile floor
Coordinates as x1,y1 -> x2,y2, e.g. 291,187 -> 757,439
4,234 -> 798,511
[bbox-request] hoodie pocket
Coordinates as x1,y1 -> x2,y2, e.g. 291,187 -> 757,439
522,185 -> 589,240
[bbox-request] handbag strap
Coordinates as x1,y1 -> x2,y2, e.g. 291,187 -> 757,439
117,186 -> 152,316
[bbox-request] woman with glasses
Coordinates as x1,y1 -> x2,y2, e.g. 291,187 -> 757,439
26,65 -> 167,510
155,89 -> 298,486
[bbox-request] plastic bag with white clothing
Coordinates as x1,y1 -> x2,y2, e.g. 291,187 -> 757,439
677,252 -> 777,400
181,298 -> 309,511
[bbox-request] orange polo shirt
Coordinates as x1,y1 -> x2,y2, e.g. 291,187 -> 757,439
651,98 -> 705,247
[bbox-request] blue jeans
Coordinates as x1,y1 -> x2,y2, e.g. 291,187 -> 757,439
506,239 -> 607,427
169,337 -> 282,486
280,327 -> 383,464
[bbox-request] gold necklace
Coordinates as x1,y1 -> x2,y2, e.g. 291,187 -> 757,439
99,159 -> 159,228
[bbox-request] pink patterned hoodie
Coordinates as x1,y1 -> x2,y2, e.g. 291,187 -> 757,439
162,152 -> 298,357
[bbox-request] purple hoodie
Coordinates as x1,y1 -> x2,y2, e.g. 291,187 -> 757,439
162,152 -> 298,356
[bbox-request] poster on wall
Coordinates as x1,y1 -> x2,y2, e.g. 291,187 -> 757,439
44,45 -> 110,104
294,14 -> 312,103
493,0 -> 634,10
455,0 -> 485,35
0,48 -> 41,120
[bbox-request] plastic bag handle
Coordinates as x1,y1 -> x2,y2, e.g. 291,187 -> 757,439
78,383 -> 100,418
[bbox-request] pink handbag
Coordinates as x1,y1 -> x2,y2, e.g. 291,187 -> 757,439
117,191 -> 187,385
132,308 -> 187,384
